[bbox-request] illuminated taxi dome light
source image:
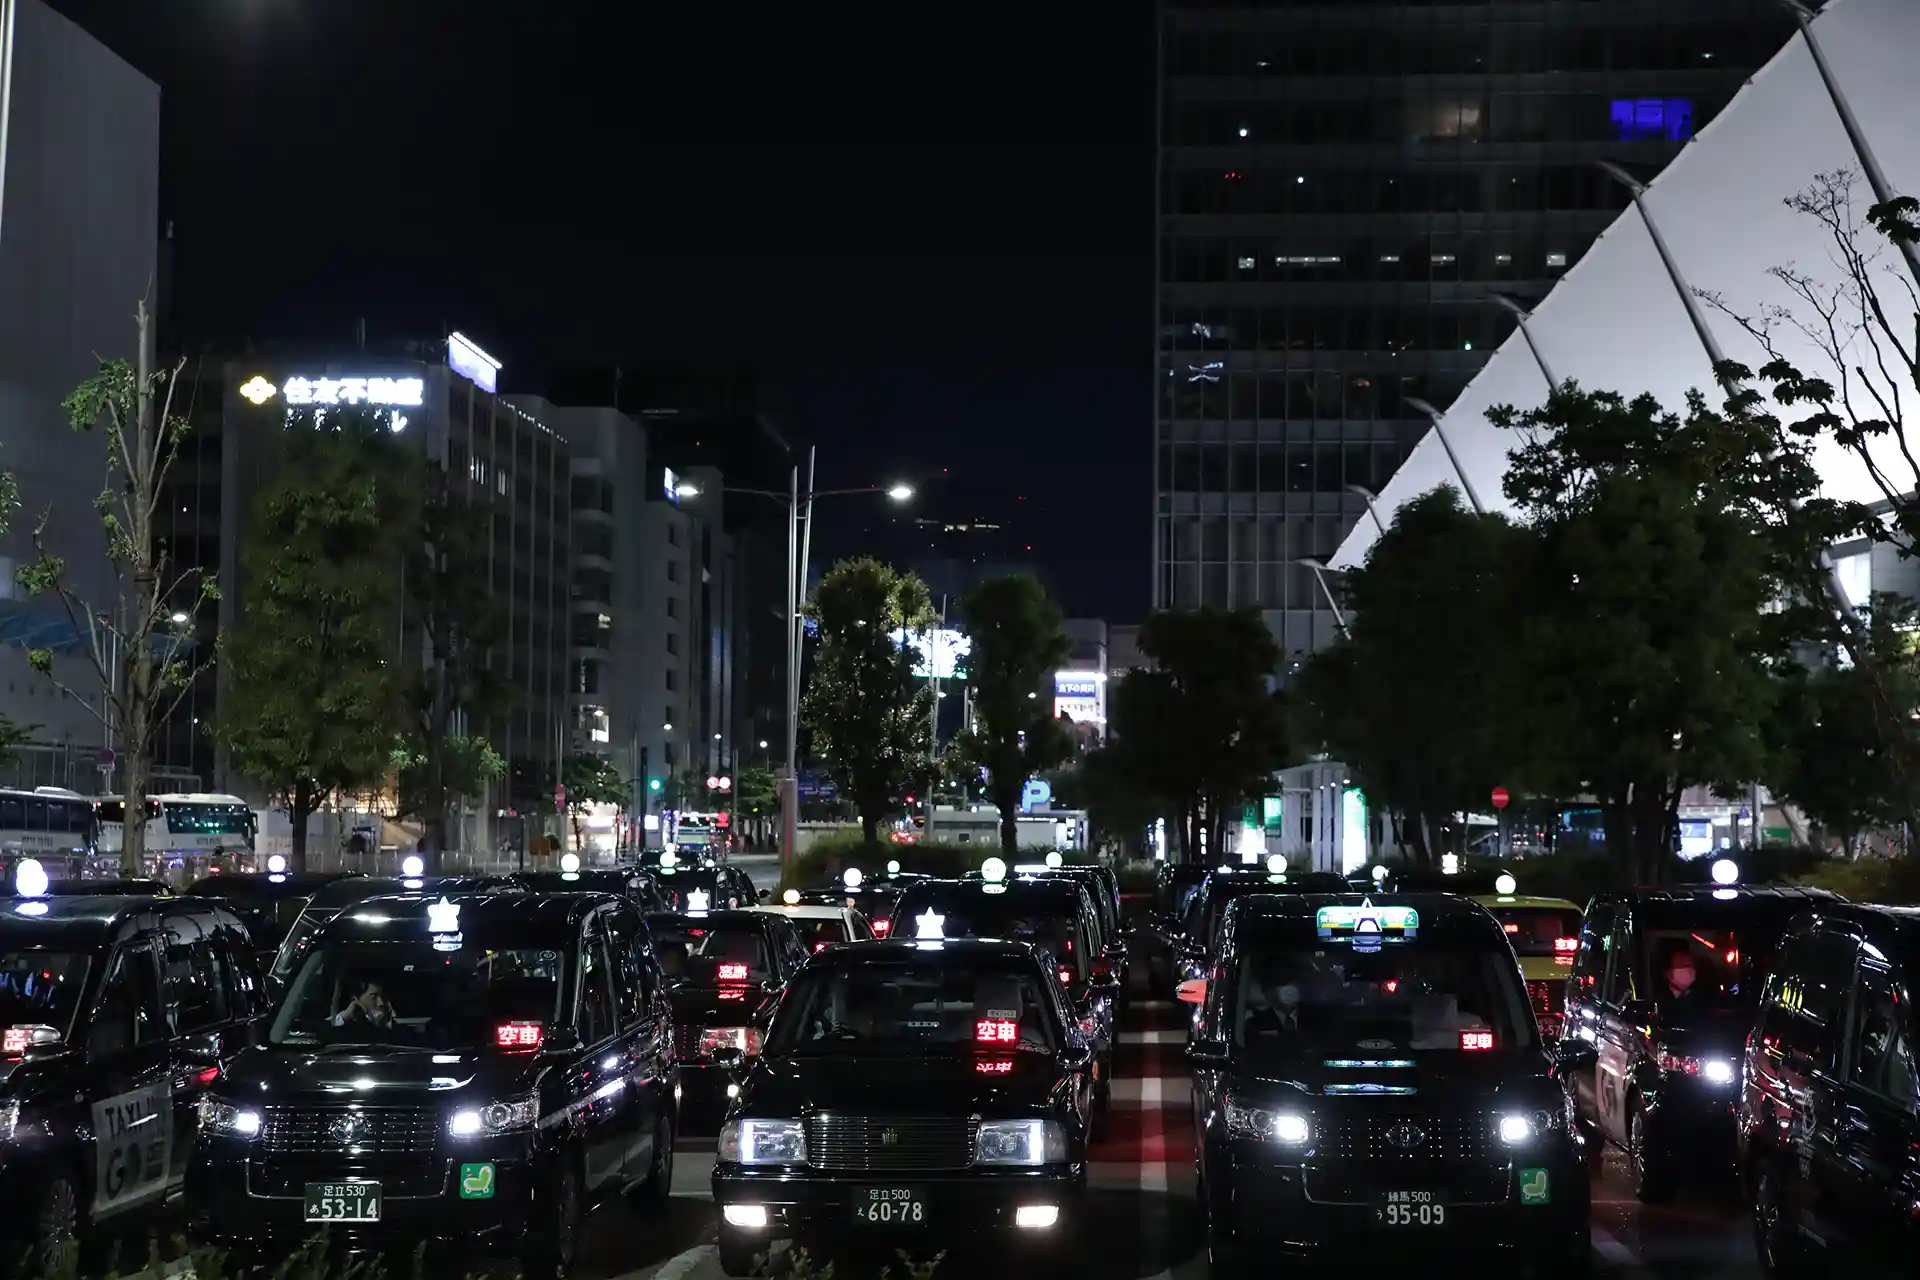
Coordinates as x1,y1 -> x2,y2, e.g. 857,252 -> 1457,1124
401,854 -> 425,877
266,854 -> 288,874
981,857 -> 1008,884
1710,858 -> 1739,886
1044,851 -> 1063,868
660,850 -> 679,869
13,859 -> 47,899
1371,865 -> 1389,883
560,852 -> 581,873
916,909 -> 946,939
426,898 -> 461,933
686,889 -> 711,913
1266,854 -> 1287,875
14,902 -> 47,916
886,859 -> 902,875
1494,873 -> 1518,896
783,889 -> 801,905
843,868 -> 864,890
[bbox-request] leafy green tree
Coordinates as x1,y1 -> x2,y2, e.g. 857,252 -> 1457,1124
217,406 -> 410,870
1293,487 -> 1529,864
560,754 -> 631,853
396,476 -> 512,868
1102,609 -> 1291,859
950,575 -> 1074,852
1770,593 -> 1920,855
1050,750 -> 1163,857
15,302 -> 219,872
803,557 -> 935,843
1491,384 -> 1811,881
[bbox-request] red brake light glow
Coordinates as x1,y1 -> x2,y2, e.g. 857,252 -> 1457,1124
976,1060 -> 1013,1074
496,1022 -> 543,1050
1057,967 -> 1073,985
1,1028 -> 26,1055
717,963 -> 749,981
1460,1031 -> 1494,1051
813,943 -> 828,952
1383,980 -> 1398,994
975,1019 -> 1018,1044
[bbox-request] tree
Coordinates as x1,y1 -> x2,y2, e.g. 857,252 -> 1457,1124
1101,609 -> 1291,859
1292,487 -> 1529,864
1490,383 -> 1811,881
951,575 -> 1074,852
1770,593 -> 1920,855
734,764 -> 779,848
560,754 -> 631,853
217,406 -> 411,870
15,302 -> 218,873
395,475 -> 512,867
802,557 -> 935,842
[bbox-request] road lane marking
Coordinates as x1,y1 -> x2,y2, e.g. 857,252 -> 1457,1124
1121,1029 -> 1182,1044
1138,1074 -> 1168,1192
1111,1075 -> 1191,1107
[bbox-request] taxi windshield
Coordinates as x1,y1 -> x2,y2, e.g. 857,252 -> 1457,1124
1233,929 -> 1532,1056
269,940 -> 564,1050
770,960 -> 1059,1055
0,951 -> 89,1039
648,920 -> 772,986
1491,907 -> 1582,958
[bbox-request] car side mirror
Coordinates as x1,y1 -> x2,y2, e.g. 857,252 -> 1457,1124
710,1047 -> 746,1072
541,1028 -> 582,1055
1187,1038 -> 1231,1068
1556,1041 -> 1598,1074
1176,978 -> 1207,1005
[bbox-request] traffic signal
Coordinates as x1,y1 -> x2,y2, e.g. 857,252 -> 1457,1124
648,778 -> 662,793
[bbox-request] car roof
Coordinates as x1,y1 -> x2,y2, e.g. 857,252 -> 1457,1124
646,909 -> 770,930
0,894 -> 234,943
1224,891 -> 1498,926
319,891 -> 610,939
303,875 -> 513,908
1597,885 -> 1844,916
754,904 -> 852,922
1471,893 -> 1584,912
908,877 -> 1088,907
186,871 -> 359,897
804,937 -> 1043,967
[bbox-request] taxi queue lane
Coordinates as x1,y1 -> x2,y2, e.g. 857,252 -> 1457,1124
569,998 -> 1757,1280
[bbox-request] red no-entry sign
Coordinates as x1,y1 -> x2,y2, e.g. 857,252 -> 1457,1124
1490,786 -> 1510,810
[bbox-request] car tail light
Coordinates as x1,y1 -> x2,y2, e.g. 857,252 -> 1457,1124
1503,923 -> 1520,934
496,1022 -> 543,1051
976,1019 -> 1018,1044
871,918 -> 892,936
696,1026 -> 763,1057
1460,1031 -> 1494,1051
717,963 -> 749,981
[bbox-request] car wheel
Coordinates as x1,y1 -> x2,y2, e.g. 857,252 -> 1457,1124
1752,1160 -> 1806,1278
33,1174 -> 80,1280
716,1225 -> 761,1277
524,1160 -> 582,1279
628,1117 -> 676,1213
1627,1103 -> 1671,1204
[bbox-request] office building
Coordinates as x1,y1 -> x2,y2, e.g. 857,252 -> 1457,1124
1154,0 -> 1795,656
0,0 -> 160,788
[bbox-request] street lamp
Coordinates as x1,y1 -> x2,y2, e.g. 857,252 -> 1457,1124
886,484 -> 914,502
1291,558 -> 1351,639
169,612 -> 189,625
673,482 -> 701,498
1344,484 -> 1388,538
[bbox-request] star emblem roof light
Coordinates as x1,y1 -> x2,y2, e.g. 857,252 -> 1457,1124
916,909 -> 945,939
427,897 -> 461,933
686,889 -> 711,913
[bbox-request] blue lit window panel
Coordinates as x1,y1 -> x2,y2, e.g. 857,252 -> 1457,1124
1610,98 -> 1693,142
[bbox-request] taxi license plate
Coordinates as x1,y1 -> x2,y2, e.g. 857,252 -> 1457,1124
304,1181 -> 381,1222
851,1186 -> 928,1226
1371,1190 -> 1446,1227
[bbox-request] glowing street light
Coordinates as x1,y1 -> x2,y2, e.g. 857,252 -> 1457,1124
170,612 -> 189,624
673,482 -> 701,498
886,484 -> 914,502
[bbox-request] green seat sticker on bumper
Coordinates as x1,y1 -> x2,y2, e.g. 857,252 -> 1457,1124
459,1163 -> 495,1199
1518,1167 -> 1550,1206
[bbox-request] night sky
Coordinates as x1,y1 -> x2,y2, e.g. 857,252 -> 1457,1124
47,0 -> 1156,621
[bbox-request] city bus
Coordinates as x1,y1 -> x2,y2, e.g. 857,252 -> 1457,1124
0,787 -> 111,889
96,792 -> 258,871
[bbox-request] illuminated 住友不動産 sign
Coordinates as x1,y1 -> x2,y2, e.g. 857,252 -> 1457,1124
238,374 -> 424,432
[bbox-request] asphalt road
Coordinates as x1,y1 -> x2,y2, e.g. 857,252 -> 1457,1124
566,993 -> 1756,1280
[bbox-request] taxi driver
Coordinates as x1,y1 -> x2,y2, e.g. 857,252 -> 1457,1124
332,979 -> 396,1029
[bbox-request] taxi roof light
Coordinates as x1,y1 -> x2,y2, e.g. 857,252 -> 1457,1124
1494,873 -> 1518,895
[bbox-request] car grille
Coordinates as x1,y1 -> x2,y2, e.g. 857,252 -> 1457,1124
805,1114 -> 978,1172
258,1107 -> 440,1157
1316,1112 -> 1493,1166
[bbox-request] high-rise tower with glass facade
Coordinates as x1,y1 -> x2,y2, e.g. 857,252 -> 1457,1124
1153,1 -> 1797,658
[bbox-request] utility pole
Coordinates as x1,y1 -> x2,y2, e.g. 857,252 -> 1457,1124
925,595 -> 947,845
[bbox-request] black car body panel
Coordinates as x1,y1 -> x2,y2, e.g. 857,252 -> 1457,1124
184,871 -> 364,959
647,910 -> 808,1120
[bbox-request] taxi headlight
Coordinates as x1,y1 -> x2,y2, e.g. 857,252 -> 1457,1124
450,1096 -> 538,1137
1498,1115 -> 1534,1144
197,1097 -> 262,1139
1224,1096 -> 1309,1144
1702,1059 -> 1736,1085
974,1119 -> 1068,1166
718,1118 -> 806,1165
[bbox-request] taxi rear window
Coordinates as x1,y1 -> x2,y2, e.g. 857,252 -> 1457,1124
1491,908 -> 1582,957
649,921 -> 772,985
895,898 -> 1087,977
795,919 -> 849,953
770,960 -> 1058,1055
270,940 -> 564,1050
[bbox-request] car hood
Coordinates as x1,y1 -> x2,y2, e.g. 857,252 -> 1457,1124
1223,1050 -> 1561,1109
219,1044 -> 536,1104
745,1051 -> 1064,1115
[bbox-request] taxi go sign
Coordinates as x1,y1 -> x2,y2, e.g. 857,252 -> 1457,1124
238,373 -> 426,432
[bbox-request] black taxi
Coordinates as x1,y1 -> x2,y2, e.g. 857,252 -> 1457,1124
711,938 -> 1093,1275
1186,894 -> 1593,1275
1739,901 -> 1920,1273
1172,867 -> 1350,1009
185,870 -> 363,963
646,860 -> 757,913
990,863 -> 1130,1003
890,870 -> 1118,1134
515,868 -> 668,912
0,894 -> 268,1272
1563,880 -> 1841,1201
647,909 -> 810,1122
185,891 -> 680,1275
268,875 -> 517,985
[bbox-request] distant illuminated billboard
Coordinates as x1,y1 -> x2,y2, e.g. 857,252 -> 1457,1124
448,331 -> 501,393
890,627 -> 969,679
1054,670 -> 1105,724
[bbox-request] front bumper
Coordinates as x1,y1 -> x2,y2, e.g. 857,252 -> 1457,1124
1208,1146 -> 1587,1260
185,1142 -> 540,1250
714,1164 -> 1086,1242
